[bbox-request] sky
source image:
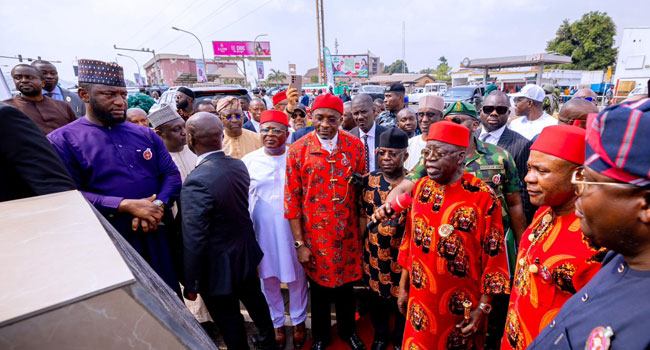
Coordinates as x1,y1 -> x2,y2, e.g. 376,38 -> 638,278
1,0 -> 648,87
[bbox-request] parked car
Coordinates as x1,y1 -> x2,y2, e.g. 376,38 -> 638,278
358,85 -> 386,101
442,85 -> 485,110
408,83 -> 448,104
154,86 -> 250,111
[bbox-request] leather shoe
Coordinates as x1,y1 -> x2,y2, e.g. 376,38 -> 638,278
274,326 -> 286,349
344,333 -> 366,350
370,340 -> 388,350
293,322 -> 307,349
393,347 -> 402,350
310,341 -> 328,350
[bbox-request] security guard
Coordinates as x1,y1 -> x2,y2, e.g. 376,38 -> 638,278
528,98 -> 650,349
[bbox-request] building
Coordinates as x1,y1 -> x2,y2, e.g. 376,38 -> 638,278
143,54 -> 241,87
368,52 -> 384,76
451,68 -> 597,93
365,73 -> 436,88
613,27 -> 650,98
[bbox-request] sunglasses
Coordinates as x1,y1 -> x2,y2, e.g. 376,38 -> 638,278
260,128 -> 285,135
221,114 -> 242,120
421,148 -> 456,160
291,112 -> 306,119
482,106 -> 509,115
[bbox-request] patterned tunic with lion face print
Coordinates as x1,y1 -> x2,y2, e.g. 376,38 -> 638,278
398,172 -> 511,350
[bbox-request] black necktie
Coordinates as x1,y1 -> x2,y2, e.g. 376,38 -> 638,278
363,135 -> 370,173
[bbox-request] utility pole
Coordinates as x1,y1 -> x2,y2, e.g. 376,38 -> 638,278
113,45 -> 161,86
117,53 -> 142,85
315,0 -> 326,84
172,27 -> 207,82
253,33 -> 268,87
0,55 -> 61,63
402,21 -> 406,73
335,38 -> 339,55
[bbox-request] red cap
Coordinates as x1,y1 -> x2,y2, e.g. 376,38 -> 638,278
426,121 -> 470,147
260,110 -> 289,127
312,93 -> 344,115
530,125 -> 585,164
273,91 -> 287,106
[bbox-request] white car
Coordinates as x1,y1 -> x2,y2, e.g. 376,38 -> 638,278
408,83 -> 448,104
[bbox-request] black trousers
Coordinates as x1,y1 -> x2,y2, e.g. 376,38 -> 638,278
203,273 -> 276,350
367,293 -> 406,345
309,279 -> 357,342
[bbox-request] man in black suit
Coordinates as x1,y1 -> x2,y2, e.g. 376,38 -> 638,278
181,112 -> 276,350
32,60 -> 86,118
349,94 -> 389,173
479,91 -> 535,222
0,102 -> 76,202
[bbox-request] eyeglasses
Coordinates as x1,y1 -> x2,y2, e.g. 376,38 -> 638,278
260,128 -> 286,135
571,168 -> 640,195
417,111 -> 439,119
421,148 -> 456,161
482,106 -> 509,115
291,112 -> 306,119
376,150 -> 405,158
221,114 -> 242,120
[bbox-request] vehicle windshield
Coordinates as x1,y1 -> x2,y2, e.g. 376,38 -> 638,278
361,86 -> 385,93
443,88 -> 475,98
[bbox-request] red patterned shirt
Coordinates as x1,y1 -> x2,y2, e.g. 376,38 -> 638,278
285,131 -> 365,288
501,207 -> 606,350
398,172 -> 511,350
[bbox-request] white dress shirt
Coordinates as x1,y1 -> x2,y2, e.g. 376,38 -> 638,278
316,132 -> 339,153
359,123 -> 377,172
250,118 -> 260,133
479,124 -> 507,145
195,150 -> 224,167
508,113 -> 557,140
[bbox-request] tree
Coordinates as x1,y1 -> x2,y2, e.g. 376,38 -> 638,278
267,69 -> 286,85
310,75 -> 319,83
434,56 -> 451,82
546,11 -> 617,70
383,60 -> 409,74
419,68 -> 434,74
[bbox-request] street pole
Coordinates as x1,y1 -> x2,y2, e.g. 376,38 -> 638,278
113,45 -> 161,87
253,33 -> 268,87
117,53 -> 141,84
172,26 -> 207,81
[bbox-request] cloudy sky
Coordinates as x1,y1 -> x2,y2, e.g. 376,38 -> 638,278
1,0 -> 647,86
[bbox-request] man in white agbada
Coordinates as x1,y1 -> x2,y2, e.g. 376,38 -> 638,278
404,95 -> 444,171
242,110 -> 308,349
147,106 -> 211,326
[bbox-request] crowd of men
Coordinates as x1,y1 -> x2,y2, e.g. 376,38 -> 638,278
2,58 -> 650,350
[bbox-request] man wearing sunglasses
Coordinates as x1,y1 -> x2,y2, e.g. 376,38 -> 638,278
243,110 -> 309,349
404,95 -> 444,171
479,91 -> 535,222
571,88 -> 598,107
218,96 -> 262,159
502,125 -> 605,350
509,85 -> 557,141
528,98 -> 650,350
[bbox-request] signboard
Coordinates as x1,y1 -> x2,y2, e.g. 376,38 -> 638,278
331,55 -> 369,78
323,46 -> 334,86
256,61 -> 264,80
212,41 -> 271,60
196,61 -> 207,83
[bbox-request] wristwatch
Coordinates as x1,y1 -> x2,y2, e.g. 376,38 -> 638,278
153,199 -> 165,209
294,240 -> 304,249
479,303 -> 492,314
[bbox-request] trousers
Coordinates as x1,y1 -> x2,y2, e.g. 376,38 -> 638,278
309,279 -> 357,342
367,293 -> 406,345
261,274 -> 309,328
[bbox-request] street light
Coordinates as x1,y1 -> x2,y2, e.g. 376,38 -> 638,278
253,33 -> 268,87
172,26 -> 207,81
117,53 -> 142,84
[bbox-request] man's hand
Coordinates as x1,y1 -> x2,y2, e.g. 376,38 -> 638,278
296,245 -> 316,269
183,289 -> 198,301
286,87 -> 299,113
119,194 -> 163,232
397,285 -> 409,315
371,202 -> 398,224
457,307 -> 486,338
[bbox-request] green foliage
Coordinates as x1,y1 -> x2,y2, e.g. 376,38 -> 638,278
267,69 -> 286,85
546,11 -> 617,70
310,75 -> 319,83
419,68 -> 434,74
384,60 -> 409,74
434,56 -> 451,82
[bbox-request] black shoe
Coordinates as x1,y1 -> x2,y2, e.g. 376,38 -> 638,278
310,341 -> 328,350
393,346 -> 402,350
344,333 -> 366,350
370,340 -> 388,350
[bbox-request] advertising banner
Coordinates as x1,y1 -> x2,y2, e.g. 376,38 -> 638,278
256,61 -> 264,80
323,46 -> 334,86
212,41 -> 271,59
331,55 -> 369,78
196,61 -> 207,83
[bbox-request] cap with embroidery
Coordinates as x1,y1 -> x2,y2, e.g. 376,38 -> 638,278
77,59 -> 125,87
147,105 -> 182,129
444,101 -> 478,119
585,98 -> 650,186
216,96 -> 241,115
418,95 -> 444,113
312,93 -> 344,115
531,125 -> 585,165
426,120 -> 470,147
379,127 -> 409,149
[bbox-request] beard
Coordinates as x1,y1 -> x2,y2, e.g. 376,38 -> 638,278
90,97 -> 126,125
19,86 -> 41,97
176,99 -> 189,110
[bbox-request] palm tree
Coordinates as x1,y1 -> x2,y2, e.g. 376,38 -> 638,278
267,69 -> 286,86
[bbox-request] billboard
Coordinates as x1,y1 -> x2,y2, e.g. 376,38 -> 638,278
212,41 -> 271,59
256,61 -> 264,80
196,61 -> 207,83
331,55 -> 369,78
323,47 -> 334,86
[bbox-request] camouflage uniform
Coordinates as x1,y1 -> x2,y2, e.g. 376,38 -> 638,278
407,137 -> 523,275
375,110 -> 398,128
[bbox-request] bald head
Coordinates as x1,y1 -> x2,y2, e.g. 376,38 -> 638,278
558,98 -> 599,128
186,112 -> 224,155
126,108 -> 149,127
352,93 -> 374,109
573,88 -> 598,106
484,91 -> 511,106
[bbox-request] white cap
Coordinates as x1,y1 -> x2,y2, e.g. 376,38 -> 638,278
512,84 -> 545,102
